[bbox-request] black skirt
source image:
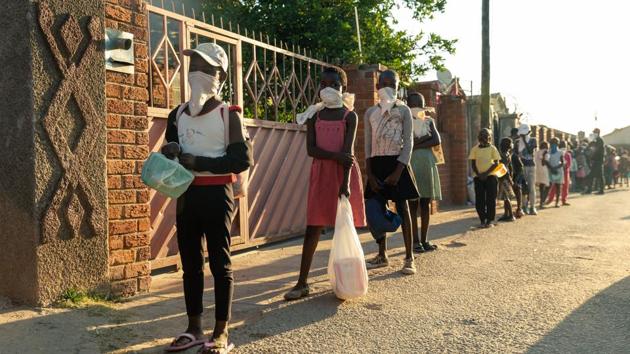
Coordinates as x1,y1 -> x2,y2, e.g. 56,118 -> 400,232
364,155 -> 419,201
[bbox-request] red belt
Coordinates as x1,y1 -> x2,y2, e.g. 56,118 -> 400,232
191,175 -> 236,186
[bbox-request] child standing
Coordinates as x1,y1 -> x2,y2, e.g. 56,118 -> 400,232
364,70 -> 419,274
469,129 -> 501,228
498,138 -> 516,222
284,67 -> 366,301
546,140 -> 571,206
547,138 -> 565,208
535,141 -> 550,209
162,43 -> 253,353
407,92 -> 442,253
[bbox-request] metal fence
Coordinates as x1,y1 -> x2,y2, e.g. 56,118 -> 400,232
145,3 -> 331,269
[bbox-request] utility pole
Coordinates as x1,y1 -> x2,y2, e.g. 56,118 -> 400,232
481,0 -> 491,129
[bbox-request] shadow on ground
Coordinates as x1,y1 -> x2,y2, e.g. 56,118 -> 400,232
526,275 -> 630,354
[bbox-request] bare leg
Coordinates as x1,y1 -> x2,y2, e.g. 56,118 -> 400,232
555,184 -> 561,206
397,200 -> 414,260
419,198 -> 431,244
294,225 -> 324,288
409,199 -> 420,245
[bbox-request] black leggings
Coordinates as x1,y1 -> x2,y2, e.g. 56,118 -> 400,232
176,184 -> 235,321
474,176 -> 498,223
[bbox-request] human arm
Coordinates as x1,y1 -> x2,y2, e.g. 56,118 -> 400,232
339,112 -> 358,197
365,108 -> 382,192
384,106 -> 412,186
161,107 -> 181,159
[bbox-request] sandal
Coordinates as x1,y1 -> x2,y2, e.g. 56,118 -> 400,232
401,258 -> 416,275
366,255 -> 389,269
421,242 -> 437,251
198,340 -> 234,354
166,333 -> 205,352
283,285 -> 310,301
413,243 -> 425,253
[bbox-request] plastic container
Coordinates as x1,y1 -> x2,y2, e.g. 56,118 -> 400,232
141,152 -> 194,199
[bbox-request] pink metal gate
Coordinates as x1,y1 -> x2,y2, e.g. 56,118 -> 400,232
146,4 -> 329,269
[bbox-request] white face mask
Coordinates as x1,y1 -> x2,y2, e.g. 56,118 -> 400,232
410,107 -> 426,119
319,87 -> 343,108
188,71 -> 222,116
378,87 -> 397,114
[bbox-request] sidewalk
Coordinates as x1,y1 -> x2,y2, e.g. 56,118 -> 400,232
0,206 -> 480,353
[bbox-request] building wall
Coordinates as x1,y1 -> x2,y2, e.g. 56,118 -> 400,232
104,0 -> 152,296
0,0 -> 110,305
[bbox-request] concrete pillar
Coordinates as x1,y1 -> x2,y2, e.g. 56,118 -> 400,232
0,0 -> 107,305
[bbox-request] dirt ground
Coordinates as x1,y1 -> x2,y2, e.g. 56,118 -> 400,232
1,188 -> 629,353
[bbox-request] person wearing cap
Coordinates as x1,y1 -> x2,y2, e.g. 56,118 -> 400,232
161,43 -> 253,353
515,123 -> 539,215
586,128 -> 605,194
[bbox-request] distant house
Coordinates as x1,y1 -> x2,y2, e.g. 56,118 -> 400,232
603,125 -> 630,148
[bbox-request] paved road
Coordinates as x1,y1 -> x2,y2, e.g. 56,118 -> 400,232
0,189 -> 628,353
231,190 -> 630,353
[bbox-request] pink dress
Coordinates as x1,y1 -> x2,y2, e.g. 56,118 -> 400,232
306,111 -> 366,227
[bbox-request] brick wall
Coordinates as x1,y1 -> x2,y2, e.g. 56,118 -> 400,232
437,95 -> 469,205
105,0 -> 151,296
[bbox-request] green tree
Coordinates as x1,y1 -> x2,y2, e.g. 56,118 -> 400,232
202,0 -> 456,80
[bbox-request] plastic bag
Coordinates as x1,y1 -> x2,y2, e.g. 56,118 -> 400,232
328,196 -> 369,300
141,152 -> 194,199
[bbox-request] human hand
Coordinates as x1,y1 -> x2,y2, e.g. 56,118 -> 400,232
161,142 -> 181,159
179,153 -> 196,170
339,183 -> 351,198
336,153 -> 354,168
384,170 -> 402,186
368,175 -> 382,193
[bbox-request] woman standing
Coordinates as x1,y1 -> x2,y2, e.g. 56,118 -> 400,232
406,92 -> 441,253
535,141 -> 550,210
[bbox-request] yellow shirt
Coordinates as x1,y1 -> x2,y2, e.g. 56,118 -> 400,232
469,144 -> 501,176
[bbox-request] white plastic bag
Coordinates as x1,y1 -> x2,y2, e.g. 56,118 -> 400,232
328,196 -> 369,300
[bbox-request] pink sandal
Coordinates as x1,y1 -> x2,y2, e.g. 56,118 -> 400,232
198,340 -> 235,354
166,333 -> 205,352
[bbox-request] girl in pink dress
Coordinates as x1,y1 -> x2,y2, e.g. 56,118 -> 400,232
284,67 -> 366,301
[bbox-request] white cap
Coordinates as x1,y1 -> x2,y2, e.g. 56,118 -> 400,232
183,43 -> 229,73
517,123 -> 531,136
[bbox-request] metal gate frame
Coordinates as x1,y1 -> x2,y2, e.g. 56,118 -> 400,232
146,4 -> 332,270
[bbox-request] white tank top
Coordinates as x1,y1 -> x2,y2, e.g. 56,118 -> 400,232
177,105 -> 229,177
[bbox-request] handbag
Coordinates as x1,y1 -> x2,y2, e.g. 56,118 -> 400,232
365,193 -> 402,241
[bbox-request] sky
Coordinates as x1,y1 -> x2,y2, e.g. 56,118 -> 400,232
394,0 -> 630,135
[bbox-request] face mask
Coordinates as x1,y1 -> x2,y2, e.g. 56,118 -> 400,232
410,107 -> 426,120
188,71 -> 222,116
378,87 -> 397,114
319,87 -> 343,108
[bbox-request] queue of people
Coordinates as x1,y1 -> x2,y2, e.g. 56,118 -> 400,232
467,122 -> 625,230
153,42 -> 624,353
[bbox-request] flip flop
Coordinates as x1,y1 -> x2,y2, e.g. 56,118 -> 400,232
198,340 -> 235,354
166,333 -> 205,352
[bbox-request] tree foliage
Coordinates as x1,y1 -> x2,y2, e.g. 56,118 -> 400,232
202,0 -> 456,80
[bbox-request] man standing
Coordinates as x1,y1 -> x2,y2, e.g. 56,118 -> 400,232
515,124 -> 538,215
587,128 -> 605,195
